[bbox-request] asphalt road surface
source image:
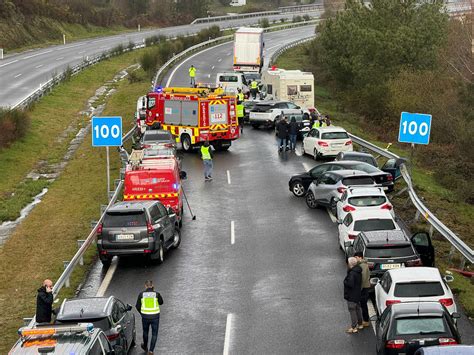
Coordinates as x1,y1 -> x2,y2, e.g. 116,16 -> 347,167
0,12 -> 320,108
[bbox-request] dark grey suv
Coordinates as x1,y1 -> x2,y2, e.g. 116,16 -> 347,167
97,201 -> 181,266
56,296 -> 135,354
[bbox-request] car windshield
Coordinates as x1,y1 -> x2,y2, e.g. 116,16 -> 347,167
219,75 -> 238,82
395,317 -> 447,335
103,211 -> 146,227
365,245 -> 415,258
354,218 -> 395,231
144,132 -> 172,142
350,163 -> 379,173
348,196 -> 386,207
321,132 -> 349,139
394,282 -> 444,298
342,176 -> 374,186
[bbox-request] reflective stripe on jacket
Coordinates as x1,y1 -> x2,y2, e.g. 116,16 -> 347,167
141,292 -> 160,315
201,145 -> 211,160
189,67 -> 196,77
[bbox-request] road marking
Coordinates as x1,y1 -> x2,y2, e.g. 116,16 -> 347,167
0,59 -> 18,68
14,73 -> 22,78
327,209 -> 337,223
78,51 -> 86,54
217,57 -> 222,62
23,50 -> 52,59
223,313 -> 233,355
96,257 -> 118,296
207,74 -> 211,78
165,41 -> 230,87
35,64 -> 43,69
211,65 -> 215,70
231,221 -> 235,245
368,300 -> 377,333
302,162 -> 312,172
227,170 -> 231,185
56,57 -> 64,61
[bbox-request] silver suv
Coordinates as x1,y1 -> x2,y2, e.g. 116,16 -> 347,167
97,201 -> 181,266
305,170 -> 376,210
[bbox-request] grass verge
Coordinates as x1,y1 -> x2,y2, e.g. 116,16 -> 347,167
276,44 -> 474,317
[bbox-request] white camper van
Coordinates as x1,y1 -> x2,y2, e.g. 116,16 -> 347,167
261,68 -> 314,109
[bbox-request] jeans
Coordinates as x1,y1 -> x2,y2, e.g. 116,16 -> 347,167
190,77 -> 195,86
203,159 -> 213,178
142,316 -> 160,352
289,134 -> 297,150
360,288 -> 370,322
347,301 -> 362,328
279,138 -> 287,149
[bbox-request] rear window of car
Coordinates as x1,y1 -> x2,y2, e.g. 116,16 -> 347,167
365,245 -> 415,258
348,196 -> 386,207
346,155 -> 377,166
321,132 -> 349,139
57,317 -> 111,330
104,211 -> 147,227
351,163 -> 379,173
342,177 -> 374,186
144,132 -> 172,142
219,75 -> 238,82
288,115 -> 304,122
394,317 -> 447,335
354,218 -> 395,231
394,282 -> 444,298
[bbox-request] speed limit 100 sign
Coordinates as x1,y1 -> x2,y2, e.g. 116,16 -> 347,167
91,116 -> 122,147
398,112 -> 432,145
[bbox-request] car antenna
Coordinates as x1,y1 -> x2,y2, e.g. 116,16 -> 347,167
80,308 -> 84,318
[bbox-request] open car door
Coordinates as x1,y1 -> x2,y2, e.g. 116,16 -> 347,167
411,232 -> 435,267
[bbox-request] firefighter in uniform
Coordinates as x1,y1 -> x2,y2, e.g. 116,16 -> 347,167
136,280 -> 163,355
250,79 -> 259,100
236,88 -> 245,133
189,65 -> 197,87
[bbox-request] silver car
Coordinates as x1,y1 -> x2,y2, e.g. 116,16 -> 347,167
305,170 -> 376,211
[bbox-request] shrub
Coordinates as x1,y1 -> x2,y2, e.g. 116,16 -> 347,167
259,18 -> 270,28
0,109 -> 31,148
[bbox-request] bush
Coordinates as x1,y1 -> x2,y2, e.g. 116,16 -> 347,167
0,109 -> 31,148
259,18 -> 270,28
302,14 -> 311,21
292,15 -> 302,23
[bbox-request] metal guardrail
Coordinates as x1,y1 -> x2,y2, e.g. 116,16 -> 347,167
268,35 -> 317,66
153,19 -> 320,88
349,134 -> 474,264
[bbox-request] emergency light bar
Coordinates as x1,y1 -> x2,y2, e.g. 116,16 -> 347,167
19,323 -> 94,337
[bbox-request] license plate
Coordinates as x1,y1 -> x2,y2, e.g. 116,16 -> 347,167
381,263 -> 401,270
116,234 -> 134,240
331,143 -> 342,147
383,186 -> 389,190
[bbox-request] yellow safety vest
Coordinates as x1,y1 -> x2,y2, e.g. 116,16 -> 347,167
312,121 -> 327,129
237,104 -> 244,118
201,145 -> 211,160
250,81 -> 258,89
237,92 -> 244,101
141,292 -> 160,315
189,67 -> 196,77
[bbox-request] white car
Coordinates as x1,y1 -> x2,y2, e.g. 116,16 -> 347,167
335,186 -> 394,221
372,267 -> 457,316
302,126 -> 353,160
338,209 -> 399,251
249,101 -> 304,128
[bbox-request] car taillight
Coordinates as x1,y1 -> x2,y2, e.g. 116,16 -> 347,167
406,258 -> 423,267
143,249 -> 153,254
97,223 -> 103,236
343,205 -> 356,212
147,222 -> 154,234
367,262 -> 374,270
107,333 -> 120,341
348,234 -> 357,240
386,174 -> 393,181
439,338 -> 457,345
345,140 -> 352,146
386,339 -> 405,349
439,298 -> 454,307
318,141 -> 329,147
337,187 -> 346,193
386,300 -> 401,307
381,203 -> 392,210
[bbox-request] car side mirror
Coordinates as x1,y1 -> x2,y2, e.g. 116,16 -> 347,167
179,171 -> 187,180
126,304 -> 133,311
444,275 -> 454,283
452,312 -> 461,319
115,325 -> 122,333
167,207 -> 175,216
370,277 -> 380,286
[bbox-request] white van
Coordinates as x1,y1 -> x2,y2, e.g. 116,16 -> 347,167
216,72 -> 248,95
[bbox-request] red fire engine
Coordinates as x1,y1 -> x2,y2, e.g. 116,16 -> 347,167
144,87 -> 240,151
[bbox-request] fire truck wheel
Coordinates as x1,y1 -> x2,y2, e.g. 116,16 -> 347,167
181,134 -> 192,152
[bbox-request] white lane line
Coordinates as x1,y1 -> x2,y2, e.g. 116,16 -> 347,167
165,41 -> 230,87
327,209 -> 337,223
56,57 -> 64,61
0,59 -> 18,68
23,50 -> 52,60
96,257 -> 118,296
368,300 -> 377,333
35,64 -> 44,69
217,57 -> 222,62
223,313 -> 233,355
227,170 -> 231,185
226,52 -> 231,56
207,74 -> 211,78
211,65 -> 215,70
302,162 -> 312,172
231,221 -> 235,245
78,51 -> 85,54
14,73 -> 22,78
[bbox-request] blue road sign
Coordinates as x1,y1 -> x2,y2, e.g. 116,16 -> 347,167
398,112 -> 432,145
92,116 -> 122,147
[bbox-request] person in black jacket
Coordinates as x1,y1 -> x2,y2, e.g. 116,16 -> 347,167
344,257 -> 363,333
36,279 -> 54,324
288,116 -> 299,151
276,115 -> 289,152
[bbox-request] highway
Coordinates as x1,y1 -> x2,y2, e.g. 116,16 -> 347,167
0,11 -> 321,108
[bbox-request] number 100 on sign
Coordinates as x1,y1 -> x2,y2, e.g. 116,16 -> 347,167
398,112 -> 432,145
92,116 -> 122,147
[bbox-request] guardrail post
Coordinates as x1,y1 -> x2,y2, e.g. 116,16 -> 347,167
429,225 -> 434,238
414,210 -> 420,221
63,34 -> 66,45
101,205 -> 107,214
91,220 -> 98,229
0,48 -> 3,59
114,179 -> 121,190
63,261 -> 71,287
77,240 -> 86,265
459,257 -> 466,270
23,318 -> 33,326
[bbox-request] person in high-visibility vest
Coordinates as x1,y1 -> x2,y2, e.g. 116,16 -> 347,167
250,80 -> 259,100
200,141 -> 214,181
236,88 -> 245,133
136,280 -> 163,354
312,116 -> 327,129
189,65 -> 196,87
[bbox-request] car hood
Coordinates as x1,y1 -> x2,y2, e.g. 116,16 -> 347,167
291,172 -> 310,179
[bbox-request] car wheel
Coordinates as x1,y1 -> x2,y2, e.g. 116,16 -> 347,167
314,149 -> 319,161
172,227 -> 181,249
131,328 -> 136,348
252,124 -> 260,129
301,144 -> 306,155
290,181 -> 306,197
99,255 -> 112,268
330,198 -> 338,218
151,239 -> 164,264
305,191 -> 318,209
181,134 -> 192,152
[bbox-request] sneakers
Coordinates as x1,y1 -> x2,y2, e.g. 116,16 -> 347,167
357,324 -> 364,330
362,321 -> 370,327
345,327 -> 358,334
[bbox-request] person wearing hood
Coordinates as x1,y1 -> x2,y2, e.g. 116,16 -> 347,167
355,251 -> 371,327
344,257 -> 363,333
36,279 -> 54,324
288,116 -> 299,151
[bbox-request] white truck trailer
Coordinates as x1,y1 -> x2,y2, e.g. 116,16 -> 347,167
233,27 -> 264,73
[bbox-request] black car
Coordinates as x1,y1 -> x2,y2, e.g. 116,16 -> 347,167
274,113 -> 311,139
288,160 -> 394,197
345,230 -> 435,279
374,302 -> 461,355
335,151 -> 378,167
243,100 -> 259,123
56,296 -> 136,354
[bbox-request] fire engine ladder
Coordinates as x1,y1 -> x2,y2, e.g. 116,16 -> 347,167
128,149 -> 145,168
